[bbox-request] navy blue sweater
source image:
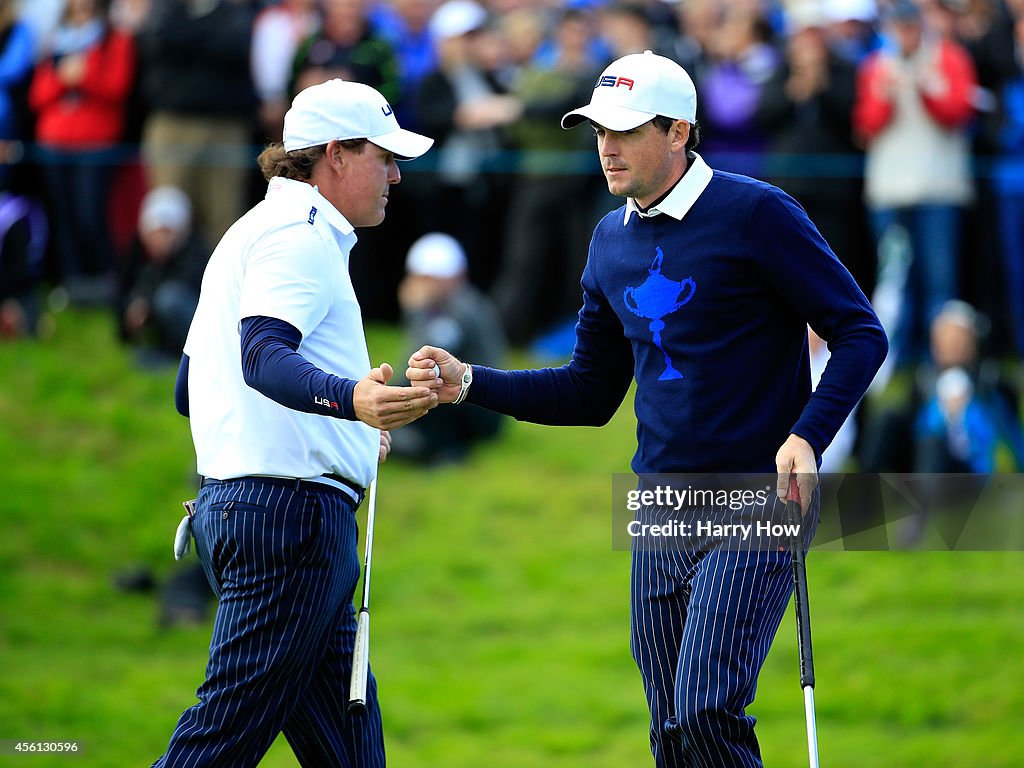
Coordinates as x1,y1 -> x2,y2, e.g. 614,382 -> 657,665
468,170 -> 888,473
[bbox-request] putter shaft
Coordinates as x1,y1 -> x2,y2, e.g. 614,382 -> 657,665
348,479 -> 378,713
787,478 -> 819,768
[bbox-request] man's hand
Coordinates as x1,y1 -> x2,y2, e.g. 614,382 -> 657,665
379,430 -> 391,464
775,433 -> 818,515
353,363 -> 437,430
407,345 -> 465,404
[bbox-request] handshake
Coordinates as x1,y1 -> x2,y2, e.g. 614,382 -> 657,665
352,345 -> 468,431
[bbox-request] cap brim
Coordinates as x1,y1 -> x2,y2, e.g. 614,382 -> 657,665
369,128 -> 434,161
561,103 -> 657,131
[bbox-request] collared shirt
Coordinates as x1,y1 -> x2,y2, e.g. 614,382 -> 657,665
623,152 -> 714,225
184,177 -> 379,488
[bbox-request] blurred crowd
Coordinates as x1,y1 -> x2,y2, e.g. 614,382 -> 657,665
1,0 -> 1024,474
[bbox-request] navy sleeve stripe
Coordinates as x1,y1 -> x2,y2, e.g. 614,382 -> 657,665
239,315 -> 358,421
467,291 -> 634,426
175,354 -> 190,417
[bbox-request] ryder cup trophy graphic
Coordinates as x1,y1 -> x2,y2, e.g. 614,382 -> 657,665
624,246 -> 696,381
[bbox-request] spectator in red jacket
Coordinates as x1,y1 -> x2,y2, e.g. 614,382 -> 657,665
30,0 -> 135,305
853,0 -> 977,381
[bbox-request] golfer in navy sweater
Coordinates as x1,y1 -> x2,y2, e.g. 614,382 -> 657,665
409,52 -> 887,767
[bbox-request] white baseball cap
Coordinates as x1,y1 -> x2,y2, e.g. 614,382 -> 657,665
561,50 -> 697,131
283,79 -> 433,160
406,233 -> 467,279
824,0 -> 877,23
787,1 -> 830,32
139,186 -> 191,234
936,366 -> 972,403
429,0 -> 487,41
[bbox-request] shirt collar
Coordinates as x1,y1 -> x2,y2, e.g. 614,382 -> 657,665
266,176 -> 356,237
623,152 -> 714,225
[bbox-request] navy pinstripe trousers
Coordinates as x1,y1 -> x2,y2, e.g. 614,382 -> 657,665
631,498 -> 816,767
153,478 -> 385,768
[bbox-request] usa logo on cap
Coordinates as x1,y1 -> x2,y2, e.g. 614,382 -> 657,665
561,51 -> 697,131
597,75 -> 635,91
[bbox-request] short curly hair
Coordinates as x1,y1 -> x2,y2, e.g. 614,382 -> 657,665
256,139 -> 369,182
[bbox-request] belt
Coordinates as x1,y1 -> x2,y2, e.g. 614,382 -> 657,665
201,474 -> 365,505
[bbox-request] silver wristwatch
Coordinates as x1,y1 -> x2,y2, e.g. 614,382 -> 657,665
453,364 -> 473,405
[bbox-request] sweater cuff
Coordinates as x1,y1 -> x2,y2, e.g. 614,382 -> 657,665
789,425 -> 824,465
330,376 -> 358,421
465,364 -> 494,406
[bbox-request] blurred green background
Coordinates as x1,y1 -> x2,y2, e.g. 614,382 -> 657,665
2,310 -> 1023,767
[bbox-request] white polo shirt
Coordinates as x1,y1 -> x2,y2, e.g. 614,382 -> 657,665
184,177 -> 378,488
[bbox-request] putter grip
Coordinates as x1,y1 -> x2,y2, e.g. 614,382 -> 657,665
787,478 -> 816,690
348,608 -> 370,713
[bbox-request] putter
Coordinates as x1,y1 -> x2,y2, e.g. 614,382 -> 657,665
348,478 -> 378,714
787,477 -> 819,768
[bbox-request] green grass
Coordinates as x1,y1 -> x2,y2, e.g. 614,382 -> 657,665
1,309 -> 1022,767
